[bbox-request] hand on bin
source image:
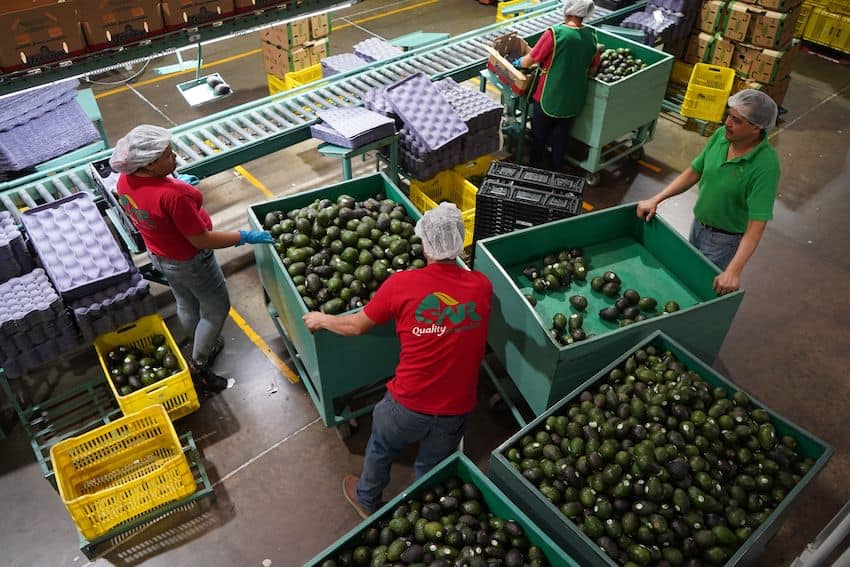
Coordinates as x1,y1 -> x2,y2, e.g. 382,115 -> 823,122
512,57 -> 524,69
236,230 -> 274,246
177,173 -> 200,186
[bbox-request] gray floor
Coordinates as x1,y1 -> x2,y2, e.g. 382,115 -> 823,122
1,1 -> 849,565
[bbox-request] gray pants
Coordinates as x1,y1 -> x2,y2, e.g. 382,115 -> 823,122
689,219 -> 743,271
150,249 -> 230,364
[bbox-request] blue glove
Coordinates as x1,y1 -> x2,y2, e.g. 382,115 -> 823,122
177,173 -> 200,186
237,230 -> 274,246
512,57 -> 524,69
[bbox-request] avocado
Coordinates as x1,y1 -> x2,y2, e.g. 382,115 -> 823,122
162,353 -> 179,371
569,295 -> 588,310
599,306 -> 620,322
591,276 -> 605,291
524,294 -> 537,307
638,297 -> 658,311
602,282 -> 620,297
603,271 -> 621,284
552,313 -> 567,331
573,264 -> 588,281
568,314 -> 584,330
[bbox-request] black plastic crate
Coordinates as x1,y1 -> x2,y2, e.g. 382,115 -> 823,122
473,179 -> 582,242
485,161 -> 586,196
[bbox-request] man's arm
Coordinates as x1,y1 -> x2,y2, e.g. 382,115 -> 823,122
713,220 -> 767,295
636,167 -> 701,221
302,309 -> 377,336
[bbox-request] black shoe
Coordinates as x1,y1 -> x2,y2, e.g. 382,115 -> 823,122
183,337 -> 225,366
190,361 -> 229,393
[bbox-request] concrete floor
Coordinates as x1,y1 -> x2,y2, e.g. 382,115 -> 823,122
1,1 -> 849,565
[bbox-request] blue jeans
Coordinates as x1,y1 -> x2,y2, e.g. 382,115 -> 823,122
357,392 -> 467,512
150,249 -> 230,364
689,219 -> 743,270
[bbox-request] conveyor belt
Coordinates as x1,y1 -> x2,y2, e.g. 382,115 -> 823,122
0,2 -> 642,222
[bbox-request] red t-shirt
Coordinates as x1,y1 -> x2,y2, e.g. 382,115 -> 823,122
116,174 -> 212,261
364,263 -> 493,416
529,28 -> 556,103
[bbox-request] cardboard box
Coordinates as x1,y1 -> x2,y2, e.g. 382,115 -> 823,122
161,0 -> 235,30
755,0 -> 802,12
305,37 -> 328,66
262,42 -> 308,77
309,13 -> 330,39
711,35 -> 736,66
684,32 -> 715,63
485,32 -> 532,95
732,73 -> 791,106
731,42 -> 798,84
0,0 -> 86,72
234,0 -> 285,12
723,1 -> 764,43
76,0 -> 164,49
700,0 -> 727,34
750,5 -> 800,49
259,17 -> 309,49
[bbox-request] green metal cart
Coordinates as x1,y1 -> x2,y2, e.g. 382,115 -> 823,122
488,330 -> 833,566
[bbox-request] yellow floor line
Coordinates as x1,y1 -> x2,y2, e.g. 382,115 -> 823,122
234,165 -> 275,198
582,201 -> 594,211
95,0 -> 443,100
229,307 -> 301,384
637,159 -> 663,174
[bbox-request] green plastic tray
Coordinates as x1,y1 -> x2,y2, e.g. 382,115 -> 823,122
488,330 -> 833,567
247,173 -> 423,427
474,203 -> 743,416
304,452 -> 580,566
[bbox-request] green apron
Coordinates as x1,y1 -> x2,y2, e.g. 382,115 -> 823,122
540,25 -> 598,119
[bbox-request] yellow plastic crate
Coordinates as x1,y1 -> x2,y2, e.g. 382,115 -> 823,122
795,4 -> 812,37
829,0 -> 850,15
94,314 -> 199,421
452,153 -> 497,181
680,63 -> 736,123
284,63 -> 323,89
409,170 -> 477,247
670,60 -> 695,87
496,0 -> 538,22
267,74 -> 286,96
51,405 -> 196,540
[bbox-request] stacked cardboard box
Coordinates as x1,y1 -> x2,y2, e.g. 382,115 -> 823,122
0,0 -> 87,73
261,14 -> 330,77
76,0 -> 165,51
161,0 -> 235,31
682,0 -> 801,107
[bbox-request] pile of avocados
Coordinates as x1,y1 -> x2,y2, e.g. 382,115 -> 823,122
520,247 -> 589,305
589,271 -> 680,327
319,476 -> 549,567
596,47 -> 647,84
104,334 -> 180,396
502,345 -> 814,567
263,193 -> 425,315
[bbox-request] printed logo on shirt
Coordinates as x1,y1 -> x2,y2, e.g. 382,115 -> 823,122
118,194 -> 157,230
413,292 -> 481,337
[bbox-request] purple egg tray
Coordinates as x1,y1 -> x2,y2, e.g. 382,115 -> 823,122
353,38 -> 404,63
69,271 -> 156,341
0,212 -> 34,283
385,72 -> 468,152
321,53 -> 369,77
318,106 -> 396,139
435,78 -> 503,132
461,127 -> 501,163
21,192 -> 133,300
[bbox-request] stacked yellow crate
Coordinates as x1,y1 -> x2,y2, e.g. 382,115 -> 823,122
801,0 -> 850,53
262,14 -> 331,95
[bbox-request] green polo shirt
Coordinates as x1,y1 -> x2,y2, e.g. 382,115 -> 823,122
691,127 -> 780,234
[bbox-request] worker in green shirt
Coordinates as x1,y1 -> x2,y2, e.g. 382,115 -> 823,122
514,0 -> 599,171
637,90 -> 780,295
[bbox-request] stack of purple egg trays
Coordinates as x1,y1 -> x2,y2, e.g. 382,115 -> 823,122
310,106 -> 396,149
21,192 -> 155,344
0,269 -> 78,378
434,78 -> 503,162
620,0 -> 691,45
0,211 -> 35,284
353,38 -> 404,63
321,53 -> 369,77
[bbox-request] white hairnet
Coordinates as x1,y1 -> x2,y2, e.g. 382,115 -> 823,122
414,202 -> 465,261
728,89 -> 778,131
109,125 -> 172,174
563,0 -> 595,18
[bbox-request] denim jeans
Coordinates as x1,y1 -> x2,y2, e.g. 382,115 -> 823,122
357,392 -> 467,512
150,249 -> 230,364
531,102 -> 574,172
689,219 -> 743,271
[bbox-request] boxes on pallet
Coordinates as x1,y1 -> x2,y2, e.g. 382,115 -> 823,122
305,37 -> 329,66
309,13 -> 330,39
723,1 -> 764,43
259,17 -> 309,49
76,0 -> 164,50
731,42 -> 799,84
234,0 -> 286,12
750,5 -> 801,48
161,0 -> 235,31
733,73 -> 792,105
756,0 -> 803,11
262,43 -> 309,77
0,0 -> 87,73
712,35 -> 737,66
684,32 -> 735,66
699,0 -> 727,33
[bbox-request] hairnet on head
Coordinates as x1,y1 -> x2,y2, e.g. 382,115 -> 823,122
727,89 -> 778,131
109,125 -> 172,174
563,0 -> 595,18
414,202 -> 465,261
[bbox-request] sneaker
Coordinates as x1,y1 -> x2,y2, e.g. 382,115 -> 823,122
343,475 -> 371,520
182,337 -> 225,366
189,361 -> 229,393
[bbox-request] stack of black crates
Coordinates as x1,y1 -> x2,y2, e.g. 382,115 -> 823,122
472,161 -> 585,243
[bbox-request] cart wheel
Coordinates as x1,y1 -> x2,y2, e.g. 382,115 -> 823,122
630,147 -> 645,161
585,172 -> 601,187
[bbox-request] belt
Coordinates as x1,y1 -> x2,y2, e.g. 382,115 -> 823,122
698,221 -> 743,237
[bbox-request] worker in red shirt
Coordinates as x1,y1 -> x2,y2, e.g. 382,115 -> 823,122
303,203 -> 493,519
110,125 -> 273,392
515,0 -> 600,171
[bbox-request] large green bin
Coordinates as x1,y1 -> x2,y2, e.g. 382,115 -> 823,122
572,27 -> 674,149
473,203 -> 744,417
247,173 -> 422,427
304,452 -> 580,566
488,330 -> 833,566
